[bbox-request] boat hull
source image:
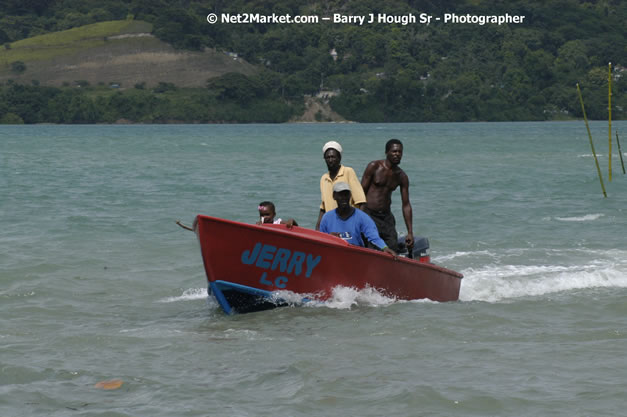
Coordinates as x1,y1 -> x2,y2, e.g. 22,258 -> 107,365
195,215 -> 463,314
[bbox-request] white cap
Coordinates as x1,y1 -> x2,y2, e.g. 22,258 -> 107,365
323,141 -> 342,155
333,182 -> 351,193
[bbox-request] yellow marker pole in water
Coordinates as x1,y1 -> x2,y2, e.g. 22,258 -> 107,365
608,62 -> 612,181
617,131 -> 626,174
577,83 -> 607,197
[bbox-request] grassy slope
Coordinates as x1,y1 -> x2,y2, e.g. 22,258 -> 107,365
0,20 -> 257,87
1,20 -> 149,63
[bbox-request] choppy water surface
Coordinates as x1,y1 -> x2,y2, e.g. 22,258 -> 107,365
1,122 -> 627,416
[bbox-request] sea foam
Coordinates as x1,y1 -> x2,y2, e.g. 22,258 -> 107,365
272,286 -> 398,310
319,286 -> 398,309
160,288 -> 208,303
555,213 -> 604,222
459,259 -> 627,302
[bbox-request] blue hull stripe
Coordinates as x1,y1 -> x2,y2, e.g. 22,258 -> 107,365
213,281 -> 276,298
209,281 -> 233,315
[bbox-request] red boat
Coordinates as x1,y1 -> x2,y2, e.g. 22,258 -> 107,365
194,215 -> 463,314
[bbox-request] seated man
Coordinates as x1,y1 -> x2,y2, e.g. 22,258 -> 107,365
256,201 -> 297,228
319,182 -> 396,257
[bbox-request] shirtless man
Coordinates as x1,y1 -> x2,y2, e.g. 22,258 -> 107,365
361,139 -> 413,252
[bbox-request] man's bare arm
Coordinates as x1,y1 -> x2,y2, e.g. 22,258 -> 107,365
360,161 -> 377,195
400,173 -> 414,247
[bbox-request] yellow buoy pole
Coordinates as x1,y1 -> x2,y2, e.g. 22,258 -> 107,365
617,132 -> 626,174
577,83 -> 607,197
608,62 -> 612,181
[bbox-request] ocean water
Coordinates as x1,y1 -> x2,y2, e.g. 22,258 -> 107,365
1,121 -> 627,416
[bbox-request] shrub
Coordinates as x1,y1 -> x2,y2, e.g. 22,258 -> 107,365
11,61 -> 26,74
0,113 -> 25,124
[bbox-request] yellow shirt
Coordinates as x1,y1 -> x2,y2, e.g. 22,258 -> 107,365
320,165 -> 367,211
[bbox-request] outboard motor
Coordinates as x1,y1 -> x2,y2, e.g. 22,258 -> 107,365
397,235 -> 430,263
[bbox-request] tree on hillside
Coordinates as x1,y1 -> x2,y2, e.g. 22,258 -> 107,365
207,73 -> 257,103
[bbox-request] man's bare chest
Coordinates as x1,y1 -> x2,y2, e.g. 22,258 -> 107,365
373,168 -> 400,190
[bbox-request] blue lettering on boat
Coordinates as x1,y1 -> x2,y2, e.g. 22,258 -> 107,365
271,248 -> 291,272
259,272 -> 273,286
274,276 -> 288,288
258,272 -> 289,288
241,243 -> 322,288
255,244 -> 276,269
305,254 -> 321,278
287,251 -> 305,276
241,242 -> 262,265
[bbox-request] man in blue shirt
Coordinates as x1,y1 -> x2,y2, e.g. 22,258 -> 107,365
320,182 -> 397,257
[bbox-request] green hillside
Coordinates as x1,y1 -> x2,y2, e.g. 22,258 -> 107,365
0,18 -> 257,88
1,20 -> 148,64
1,0 -> 626,123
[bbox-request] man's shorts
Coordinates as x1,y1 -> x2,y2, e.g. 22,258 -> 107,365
362,206 -> 398,251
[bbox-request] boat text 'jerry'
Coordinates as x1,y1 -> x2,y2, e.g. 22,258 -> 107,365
241,242 -> 322,288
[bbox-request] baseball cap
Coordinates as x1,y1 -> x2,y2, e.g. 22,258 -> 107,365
333,182 -> 351,193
